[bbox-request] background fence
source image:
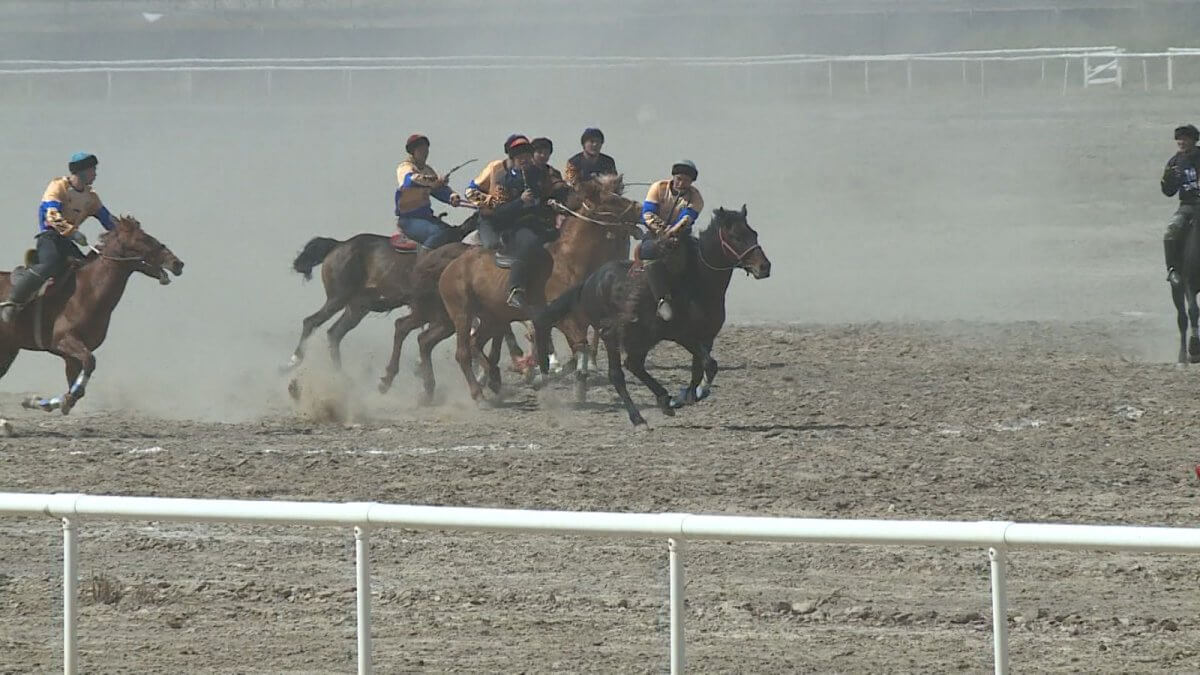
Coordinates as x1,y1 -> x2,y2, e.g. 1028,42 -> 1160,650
3,46 -> 1200,104
3,492 -> 1200,674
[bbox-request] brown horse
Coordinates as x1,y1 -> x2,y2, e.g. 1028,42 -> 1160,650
287,234 -> 420,371
436,175 -> 641,401
0,215 -> 184,419
533,206 -> 771,425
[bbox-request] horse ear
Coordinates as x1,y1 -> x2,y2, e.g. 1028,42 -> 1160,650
741,204 -> 747,217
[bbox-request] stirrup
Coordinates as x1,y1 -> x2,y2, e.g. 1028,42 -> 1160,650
656,298 -> 673,321
507,288 -> 525,309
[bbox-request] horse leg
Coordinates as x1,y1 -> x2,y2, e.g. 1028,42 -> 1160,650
379,311 -> 426,394
0,349 -> 18,435
672,342 -> 708,408
326,303 -> 370,369
624,348 -> 675,418
1174,284 -> 1188,363
287,293 -> 349,370
557,318 -> 591,403
485,330 -> 505,395
1188,289 -> 1200,364
28,335 -> 94,415
452,315 -> 486,401
416,319 -> 454,405
603,332 -> 645,426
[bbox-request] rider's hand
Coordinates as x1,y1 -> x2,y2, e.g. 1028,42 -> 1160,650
546,199 -> 560,210
520,189 -> 536,205
69,230 -> 88,247
435,174 -> 450,188
450,193 -> 462,207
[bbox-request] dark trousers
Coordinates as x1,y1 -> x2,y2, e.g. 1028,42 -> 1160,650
32,231 -> 83,279
505,226 -> 545,293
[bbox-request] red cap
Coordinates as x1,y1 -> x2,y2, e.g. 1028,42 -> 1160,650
405,134 -> 430,152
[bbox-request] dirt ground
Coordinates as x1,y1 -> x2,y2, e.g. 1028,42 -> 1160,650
2,320 -> 1200,673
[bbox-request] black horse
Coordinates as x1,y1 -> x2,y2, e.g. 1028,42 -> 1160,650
533,206 -> 771,425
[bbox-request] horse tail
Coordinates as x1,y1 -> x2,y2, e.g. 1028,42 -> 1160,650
535,282 -> 584,332
292,237 -> 341,281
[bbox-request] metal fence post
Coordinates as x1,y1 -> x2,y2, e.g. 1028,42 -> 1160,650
62,517 -> 78,675
669,538 -> 685,674
355,526 -> 372,675
989,548 -> 1009,675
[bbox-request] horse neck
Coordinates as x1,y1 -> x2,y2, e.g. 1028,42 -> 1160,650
696,231 -> 735,298
550,219 -> 608,264
74,257 -> 136,312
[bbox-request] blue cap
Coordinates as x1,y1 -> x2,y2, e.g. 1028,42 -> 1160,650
68,152 -> 98,173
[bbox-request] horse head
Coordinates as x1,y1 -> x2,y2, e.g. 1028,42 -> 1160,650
707,205 -> 771,279
97,215 -> 185,285
572,173 -> 641,236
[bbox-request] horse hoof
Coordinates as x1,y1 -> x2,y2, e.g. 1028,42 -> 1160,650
0,419 -> 13,437
378,379 -> 393,395
632,418 -> 650,429
287,379 -> 302,401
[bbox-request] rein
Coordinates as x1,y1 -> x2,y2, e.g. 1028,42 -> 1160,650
556,200 -> 641,232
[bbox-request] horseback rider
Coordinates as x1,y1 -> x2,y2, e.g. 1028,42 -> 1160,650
395,134 -> 463,250
638,160 -> 704,321
1163,124 -> 1200,286
564,127 -> 617,186
464,134 -> 569,310
1,152 -> 117,323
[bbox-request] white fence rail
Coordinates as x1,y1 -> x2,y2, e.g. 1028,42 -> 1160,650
3,492 -> 1200,674
2,47 -> 1199,101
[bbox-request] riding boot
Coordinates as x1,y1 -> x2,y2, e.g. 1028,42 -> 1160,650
506,259 -> 527,310
0,269 -> 45,322
646,261 -> 673,321
1166,239 -> 1184,285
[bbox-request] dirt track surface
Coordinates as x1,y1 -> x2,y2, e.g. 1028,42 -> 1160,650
2,321 -> 1200,673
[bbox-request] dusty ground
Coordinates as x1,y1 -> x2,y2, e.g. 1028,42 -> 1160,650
2,320 -> 1200,673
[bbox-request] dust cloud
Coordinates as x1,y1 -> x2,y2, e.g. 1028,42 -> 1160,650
0,4 -> 1184,420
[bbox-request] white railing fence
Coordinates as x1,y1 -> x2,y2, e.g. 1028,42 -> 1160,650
1,47 -> 1199,102
2,492 -> 1200,674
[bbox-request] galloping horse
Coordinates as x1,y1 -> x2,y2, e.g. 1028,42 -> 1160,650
534,206 -> 771,425
432,175 -> 641,401
287,233 -> 424,370
0,215 -> 184,419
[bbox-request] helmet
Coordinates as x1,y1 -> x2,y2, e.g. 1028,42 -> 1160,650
405,134 -> 430,153
68,152 -> 98,174
1176,125 -> 1200,142
671,159 -> 698,181
580,127 -> 604,145
505,134 -> 533,157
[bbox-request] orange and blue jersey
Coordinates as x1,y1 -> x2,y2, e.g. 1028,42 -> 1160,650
394,158 -> 454,218
39,176 -> 114,235
642,180 -> 704,230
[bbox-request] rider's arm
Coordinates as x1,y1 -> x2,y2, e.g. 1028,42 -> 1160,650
430,184 -> 455,204
671,190 -> 704,230
94,205 -> 116,231
1163,158 -> 1181,197
563,157 -> 580,186
39,180 -> 70,233
642,182 -> 665,229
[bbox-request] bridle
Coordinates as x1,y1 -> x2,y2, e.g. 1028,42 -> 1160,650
699,226 -> 763,272
555,197 -> 642,236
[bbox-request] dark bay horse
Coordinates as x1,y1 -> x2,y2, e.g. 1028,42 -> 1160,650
0,215 -> 184,420
1172,220 -> 1200,363
288,233 -> 421,370
533,206 -> 770,425
434,176 -> 641,401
